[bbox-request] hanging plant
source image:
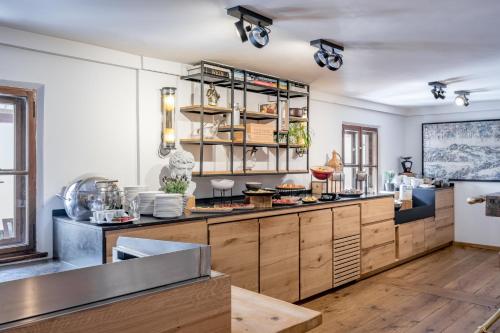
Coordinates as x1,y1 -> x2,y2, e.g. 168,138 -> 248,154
288,123 -> 311,156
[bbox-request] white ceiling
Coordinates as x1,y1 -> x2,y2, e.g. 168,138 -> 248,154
1,0 -> 500,107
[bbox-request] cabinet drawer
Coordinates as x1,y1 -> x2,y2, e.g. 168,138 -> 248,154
361,242 -> 396,274
435,188 -> 454,209
209,219 -> 259,292
361,198 -> 394,224
436,224 -> 454,246
435,207 -> 454,228
361,220 -> 395,249
333,205 -> 361,239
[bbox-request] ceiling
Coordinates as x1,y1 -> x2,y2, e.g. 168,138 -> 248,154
1,0 -> 500,107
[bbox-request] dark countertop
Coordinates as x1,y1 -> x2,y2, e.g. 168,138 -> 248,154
53,193 -> 394,231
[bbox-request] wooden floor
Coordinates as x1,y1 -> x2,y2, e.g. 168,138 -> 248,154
303,245 -> 500,332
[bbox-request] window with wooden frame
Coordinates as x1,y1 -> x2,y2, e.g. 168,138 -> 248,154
0,86 -> 37,259
342,124 -> 378,192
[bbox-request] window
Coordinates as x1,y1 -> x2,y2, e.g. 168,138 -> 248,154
0,86 -> 36,258
342,124 -> 378,192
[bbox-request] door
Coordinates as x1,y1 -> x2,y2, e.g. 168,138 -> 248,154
260,214 -> 300,302
299,209 -> 332,299
209,219 -> 259,292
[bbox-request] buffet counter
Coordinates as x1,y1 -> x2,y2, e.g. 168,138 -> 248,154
53,191 -> 454,305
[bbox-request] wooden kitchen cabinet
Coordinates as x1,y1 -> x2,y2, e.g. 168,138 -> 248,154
333,205 -> 361,239
104,220 -> 207,263
435,188 -> 454,209
361,242 -> 396,274
361,219 -> 395,249
332,205 -> 361,287
259,214 -> 300,303
209,219 -> 259,292
361,197 -> 394,224
361,218 -> 396,275
396,219 -> 426,260
424,217 -> 438,250
434,189 -> 454,246
299,209 -> 333,299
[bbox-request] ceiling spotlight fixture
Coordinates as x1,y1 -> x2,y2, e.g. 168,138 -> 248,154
310,39 -> 344,71
227,6 -> 273,48
428,81 -> 447,99
454,90 -> 470,107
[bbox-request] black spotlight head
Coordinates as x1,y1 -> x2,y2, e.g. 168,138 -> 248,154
313,50 -> 329,67
249,26 -> 269,48
438,88 -> 446,99
428,81 -> 447,100
326,52 -> 343,71
234,18 -> 248,43
431,87 -> 438,99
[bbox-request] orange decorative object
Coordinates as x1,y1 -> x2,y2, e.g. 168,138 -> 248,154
327,150 -> 343,172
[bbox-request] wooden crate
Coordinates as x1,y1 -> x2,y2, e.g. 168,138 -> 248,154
234,123 -> 275,144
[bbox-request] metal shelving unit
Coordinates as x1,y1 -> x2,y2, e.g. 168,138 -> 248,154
180,60 -> 310,177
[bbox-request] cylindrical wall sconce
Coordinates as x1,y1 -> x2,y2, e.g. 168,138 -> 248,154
159,87 -> 176,158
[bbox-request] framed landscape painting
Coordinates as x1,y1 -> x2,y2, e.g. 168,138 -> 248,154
422,119 -> 500,181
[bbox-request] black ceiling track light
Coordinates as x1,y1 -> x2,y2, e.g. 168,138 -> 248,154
454,90 -> 470,107
428,81 -> 447,99
310,39 -> 344,71
227,6 -> 273,48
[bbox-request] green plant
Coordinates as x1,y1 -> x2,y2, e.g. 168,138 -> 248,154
161,175 -> 189,194
384,170 -> 396,183
288,123 -> 312,148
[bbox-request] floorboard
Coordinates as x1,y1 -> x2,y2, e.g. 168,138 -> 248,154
303,245 -> 500,332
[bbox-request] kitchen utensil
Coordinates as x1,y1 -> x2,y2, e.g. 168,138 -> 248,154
211,179 -> 235,190
245,182 -> 262,190
319,193 -> 338,201
137,191 -> 163,215
310,166 -> 334,180
154,193 -> 183,218
189,207 -> 234,213
289,107 -> 306,118
243,189 -> 276,196
57,176 -> 112,221
338,190 -> 363,198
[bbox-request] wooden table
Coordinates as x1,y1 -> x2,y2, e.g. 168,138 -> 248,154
231,286 -> 322,333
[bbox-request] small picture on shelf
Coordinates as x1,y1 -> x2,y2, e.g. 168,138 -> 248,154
259,102 -> 277,114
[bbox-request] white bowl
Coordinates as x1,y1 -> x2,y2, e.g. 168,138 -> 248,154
211,179 -> 235,190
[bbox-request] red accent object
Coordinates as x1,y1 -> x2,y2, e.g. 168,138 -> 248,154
310,167 -> 334,180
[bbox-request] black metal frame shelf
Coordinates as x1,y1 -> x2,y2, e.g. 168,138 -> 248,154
180,60 -> 310,176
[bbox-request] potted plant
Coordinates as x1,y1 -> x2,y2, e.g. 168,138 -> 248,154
383,170 -> 396,191
161,175 -> 190,210
288,123 -> 311,156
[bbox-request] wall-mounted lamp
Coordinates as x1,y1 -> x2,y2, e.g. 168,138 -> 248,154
159,87 -> 176,158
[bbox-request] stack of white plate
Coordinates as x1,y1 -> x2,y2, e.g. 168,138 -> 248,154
124,185 -> 149,203
137,191 -> 163,215
153,193 -> 183,218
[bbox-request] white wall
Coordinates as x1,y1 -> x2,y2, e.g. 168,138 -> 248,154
404,104 -> 500,247
8,26 -> 497,256
0,43 -> 138,254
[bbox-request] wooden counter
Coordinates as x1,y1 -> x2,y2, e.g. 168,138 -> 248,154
232,286 -> 322,333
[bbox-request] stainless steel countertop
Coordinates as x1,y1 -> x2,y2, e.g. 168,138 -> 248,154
0,238 -> 211,329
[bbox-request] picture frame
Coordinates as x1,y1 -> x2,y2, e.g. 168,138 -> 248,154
421,119 -> 500,182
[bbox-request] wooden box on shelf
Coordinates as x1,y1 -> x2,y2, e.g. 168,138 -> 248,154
234,123 -> 275,144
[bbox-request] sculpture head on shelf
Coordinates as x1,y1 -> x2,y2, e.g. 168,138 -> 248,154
169,150 -> 195,181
